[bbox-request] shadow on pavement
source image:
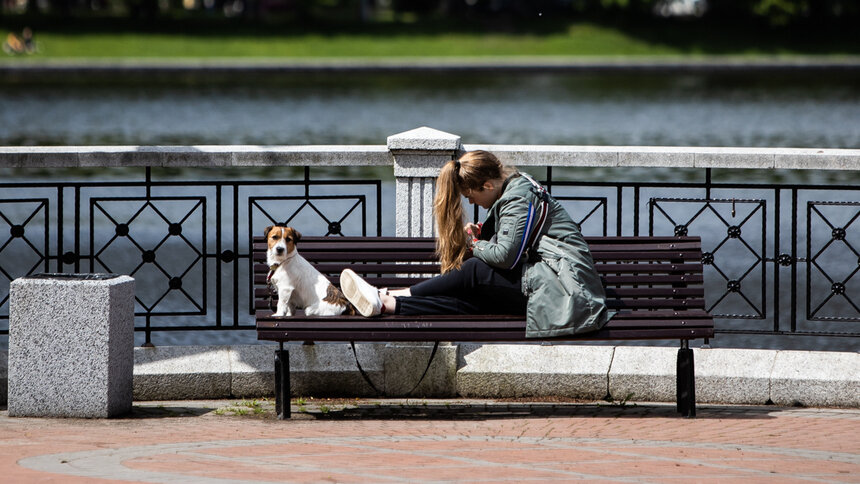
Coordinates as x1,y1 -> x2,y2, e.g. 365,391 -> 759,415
292,402 -> 778,421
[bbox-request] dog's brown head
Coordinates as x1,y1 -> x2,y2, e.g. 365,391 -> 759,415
264,225 -> 302,264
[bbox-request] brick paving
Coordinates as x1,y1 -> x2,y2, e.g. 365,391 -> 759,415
1,399 -> 858,483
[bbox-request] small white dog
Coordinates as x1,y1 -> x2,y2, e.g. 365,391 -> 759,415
264,225 -> 354,317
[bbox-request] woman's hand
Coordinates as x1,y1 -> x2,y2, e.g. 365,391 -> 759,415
464,222 -> 482,239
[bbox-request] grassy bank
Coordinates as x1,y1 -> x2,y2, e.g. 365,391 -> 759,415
2,16 -> 859,60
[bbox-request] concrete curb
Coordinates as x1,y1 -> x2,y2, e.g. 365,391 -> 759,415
2,57 -> 860,76
0,344 -> 858,407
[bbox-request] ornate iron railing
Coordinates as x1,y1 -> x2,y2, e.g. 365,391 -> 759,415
541,169 -> 859,340
1,139 -> 858,349
0,167 -> 383,345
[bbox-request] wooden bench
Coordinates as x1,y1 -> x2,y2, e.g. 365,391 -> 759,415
254,236 -> 714,419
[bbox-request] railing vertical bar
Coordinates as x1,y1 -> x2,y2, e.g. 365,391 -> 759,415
546,167 -> 553,193
648,195 -> 653,237
762,197 -> 768,320
774,188 -> 781,332
361,194 -> 367,237
216,184 -> 222,328
376,181 -> 382,237
794,188 -> 800,333
616,185 -> 623,236
145,166 -> 152,198
55,186 -> 61,273
705,168 -> 712,199
201,195 -> 208,327
144,168 -> 153,346
76,185 -> 82,273
602,197 -> 608,237
247,189 -> 254,316
233,182 -> 240,327
634,186 -> 640,237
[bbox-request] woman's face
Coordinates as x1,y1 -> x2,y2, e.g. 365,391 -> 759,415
461,182 -> 498,209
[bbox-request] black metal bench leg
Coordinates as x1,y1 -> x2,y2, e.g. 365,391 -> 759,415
677,342 -> 696,418
275,347 -> 291,420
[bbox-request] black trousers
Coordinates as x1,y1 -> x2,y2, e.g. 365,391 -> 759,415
394,257 -> 528,315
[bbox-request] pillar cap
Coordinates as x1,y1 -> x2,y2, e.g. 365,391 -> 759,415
387,127 -> 461,151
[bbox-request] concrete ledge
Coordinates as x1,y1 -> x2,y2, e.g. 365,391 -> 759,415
608,346 -> 677,403
133,345 -> 233,400
1,345 -> 858,407
771,350 -> 860,407
127,343 -> 456,400
694,348 -> 775,405
457,344 -> 613,400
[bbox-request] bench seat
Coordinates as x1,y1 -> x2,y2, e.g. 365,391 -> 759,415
254,235 -> 714,419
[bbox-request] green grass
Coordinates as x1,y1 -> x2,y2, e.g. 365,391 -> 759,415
8,25 -> 672,58
3,17 -> 858,60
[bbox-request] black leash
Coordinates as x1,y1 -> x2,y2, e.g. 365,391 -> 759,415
350,341 -> 440,397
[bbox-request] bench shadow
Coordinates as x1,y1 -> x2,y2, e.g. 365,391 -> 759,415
296,402 -> 778,421
126,405 -> 216,419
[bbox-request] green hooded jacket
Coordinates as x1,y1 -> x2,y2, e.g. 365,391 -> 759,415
471,173 -> 614,337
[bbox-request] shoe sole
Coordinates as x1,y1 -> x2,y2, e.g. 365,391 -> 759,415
341,269 -> 378,317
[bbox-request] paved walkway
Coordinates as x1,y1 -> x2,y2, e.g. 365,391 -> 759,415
1,399 -> 858,483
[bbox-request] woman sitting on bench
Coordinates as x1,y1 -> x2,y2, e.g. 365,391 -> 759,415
340,150 -> 613,337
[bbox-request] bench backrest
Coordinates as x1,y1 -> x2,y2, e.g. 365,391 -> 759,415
253,236 -> 706,315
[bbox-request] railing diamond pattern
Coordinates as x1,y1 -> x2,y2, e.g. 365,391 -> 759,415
807,201 -> 860,321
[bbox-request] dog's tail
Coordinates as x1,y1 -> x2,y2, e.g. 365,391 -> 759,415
324,284 -> 357,315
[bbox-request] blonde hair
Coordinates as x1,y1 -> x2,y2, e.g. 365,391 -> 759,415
434,150 -> 511,273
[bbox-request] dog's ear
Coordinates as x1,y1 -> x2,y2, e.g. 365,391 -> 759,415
291,228 -> 302,243
264,225 -> 274,238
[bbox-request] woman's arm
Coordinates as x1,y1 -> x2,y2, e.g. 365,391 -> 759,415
470,196 -> 538,270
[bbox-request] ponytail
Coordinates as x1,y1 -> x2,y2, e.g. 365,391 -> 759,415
434,160 -> 467,273
434,150 -> 509,273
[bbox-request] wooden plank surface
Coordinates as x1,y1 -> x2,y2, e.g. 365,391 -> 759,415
252,235 -> 713,342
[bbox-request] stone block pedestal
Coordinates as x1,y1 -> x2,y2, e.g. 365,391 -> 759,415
8,274 -> 135,418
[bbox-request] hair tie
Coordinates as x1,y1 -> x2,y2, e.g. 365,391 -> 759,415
454,160 -> 461,171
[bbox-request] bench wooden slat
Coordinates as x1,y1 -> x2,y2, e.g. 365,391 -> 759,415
601,274 -> 704,285
610,309 -> 711,319
254,272 -> 705,286
607,298 -> 705,309
315,263 -> 703,274
604,287 -> 703,297
256,308 -> 711,320
253,236 -> 702,245
255,296 -> 705,311
290,263 -> 441,275
253,262 -> 704,276
588,242 -> 703,252
257,317 -> 712,331
591,251 -> 702,261
254,286 -> 704,301
257,327 -> 713,343
253,250 -> 704,264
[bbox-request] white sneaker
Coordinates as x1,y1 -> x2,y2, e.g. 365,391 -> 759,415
340,268 -> 383,317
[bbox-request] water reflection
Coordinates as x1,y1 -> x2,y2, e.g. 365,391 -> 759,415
1,71 -> 858,148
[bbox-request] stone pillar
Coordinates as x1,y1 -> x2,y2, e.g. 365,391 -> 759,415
8,274 -> 135,418
387,127 -> 461,237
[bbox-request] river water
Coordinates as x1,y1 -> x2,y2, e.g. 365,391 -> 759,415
1,71 -> 858,148
0,70 -> 857,351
